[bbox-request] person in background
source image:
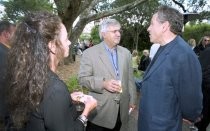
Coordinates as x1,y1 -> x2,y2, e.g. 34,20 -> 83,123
194,36 -> 210,56
138,49 -> 150,72
149,43 -> 160,60
6,11 -> 97,131
78,18 -> 136,131
0,20 -> 16,129
89,39 -> 94,47
195,38 -> 210,131
138,6 -> 203,131
131,50 -> 139,73
187,38 -> 196,50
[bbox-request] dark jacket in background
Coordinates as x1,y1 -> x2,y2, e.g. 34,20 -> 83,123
138,55 -> 150,71
0,43 -> 9,126
193,44 -> 205,56
199,45 -> 210,89
195,45 -> 210,130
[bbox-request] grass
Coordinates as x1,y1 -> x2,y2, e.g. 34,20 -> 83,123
65,75 -> 89,93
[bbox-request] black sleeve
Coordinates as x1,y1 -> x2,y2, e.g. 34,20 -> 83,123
43,85 -> 84,131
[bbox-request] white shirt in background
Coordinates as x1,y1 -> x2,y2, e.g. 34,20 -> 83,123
149,43 -> 160,60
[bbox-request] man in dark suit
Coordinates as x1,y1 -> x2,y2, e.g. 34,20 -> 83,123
0,21 -> 15,128
79,19 -> 136,131
195,40 -> 210,131
138,6 -> 203,131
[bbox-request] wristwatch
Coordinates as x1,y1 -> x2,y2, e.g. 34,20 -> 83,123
78,115 -> 88,127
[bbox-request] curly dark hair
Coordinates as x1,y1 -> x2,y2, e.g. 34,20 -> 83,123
7,11 -> 62,128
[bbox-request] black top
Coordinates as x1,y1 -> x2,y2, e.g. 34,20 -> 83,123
138,55 -> 150,71
193,44 -> 205,56
24,71 -> 84,131
144,44 -> 168,74
0,43 -> 9,122
199,46 -> 210,90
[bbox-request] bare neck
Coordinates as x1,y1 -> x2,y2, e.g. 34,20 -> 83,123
160,32 -> 177,46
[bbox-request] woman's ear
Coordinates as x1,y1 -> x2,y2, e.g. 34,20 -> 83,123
48,41 -> 56,54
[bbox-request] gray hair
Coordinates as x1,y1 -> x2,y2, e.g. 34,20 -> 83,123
156,6 -> 183,35
99,19 -> 121,40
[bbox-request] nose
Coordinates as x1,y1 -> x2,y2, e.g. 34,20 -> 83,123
147,26 -> 150,32
68,40 -> 71,46
116,30 -> 121,37
117,32 -> 121,36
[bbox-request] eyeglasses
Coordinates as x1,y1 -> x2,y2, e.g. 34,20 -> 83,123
204,39 -> 210,42
107,29 -> 123,34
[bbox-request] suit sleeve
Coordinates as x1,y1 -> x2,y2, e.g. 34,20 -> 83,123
175,53 -> 203,121
44,85 -> 84,131
128,53 -> 137,105
78,50 -> 104,93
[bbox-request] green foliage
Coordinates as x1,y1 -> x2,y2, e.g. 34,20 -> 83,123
65,76 -> 79,92
134,70 -> 143,79
79,33 -> 91,41
65,75 -> 89,94
112,0 -> 159,52
0,0 -> 53,22
120,27 -> 151,52
160,0 -> 208,13
183,23 -> 210,43
90,25 -> 100,44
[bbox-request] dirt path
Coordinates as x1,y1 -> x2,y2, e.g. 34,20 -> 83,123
56,56 -> 81,82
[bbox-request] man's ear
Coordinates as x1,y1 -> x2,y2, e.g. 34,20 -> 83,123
162,21 -> 170,33
101,32 -> 106,39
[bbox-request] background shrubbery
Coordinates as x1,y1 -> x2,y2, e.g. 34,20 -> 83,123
65,75 -> 89,93
183,23 -> 210,43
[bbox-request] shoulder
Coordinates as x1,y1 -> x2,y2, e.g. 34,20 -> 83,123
172,36 -> 195,56
83,42 -> 103,54
44,72 -> 69,100
165,36 -> 199,67
0,43 -> 8,55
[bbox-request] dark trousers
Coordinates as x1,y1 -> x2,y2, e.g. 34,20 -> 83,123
195,89 -> 210,131
86,110 -> 121,131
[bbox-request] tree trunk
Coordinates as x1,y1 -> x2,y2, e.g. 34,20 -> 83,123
54,0 -> 148,64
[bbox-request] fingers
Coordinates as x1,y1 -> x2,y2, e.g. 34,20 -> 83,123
84,95 -> 97,110
104,79 -> 122,93
183,119 -> 193,125
71,92 -> 84,101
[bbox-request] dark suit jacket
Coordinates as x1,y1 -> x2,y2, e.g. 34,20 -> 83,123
0,43 -> 9,122
25,71 -> 84,131
138,36 -> 203,131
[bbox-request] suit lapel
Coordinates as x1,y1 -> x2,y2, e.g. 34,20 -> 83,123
98,42 -> 116,78
143,41 -> 176,80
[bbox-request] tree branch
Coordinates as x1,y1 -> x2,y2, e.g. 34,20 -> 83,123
172,0 -> 187,12
81,0 -> 148,23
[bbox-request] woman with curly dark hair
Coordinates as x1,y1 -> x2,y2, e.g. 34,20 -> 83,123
6,12 -> 97,131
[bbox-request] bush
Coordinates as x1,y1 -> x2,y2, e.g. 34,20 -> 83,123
65,76 -> 79,92
183,23 -> 210,43
134,70 -> 143,79
65,75 -> 89,93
